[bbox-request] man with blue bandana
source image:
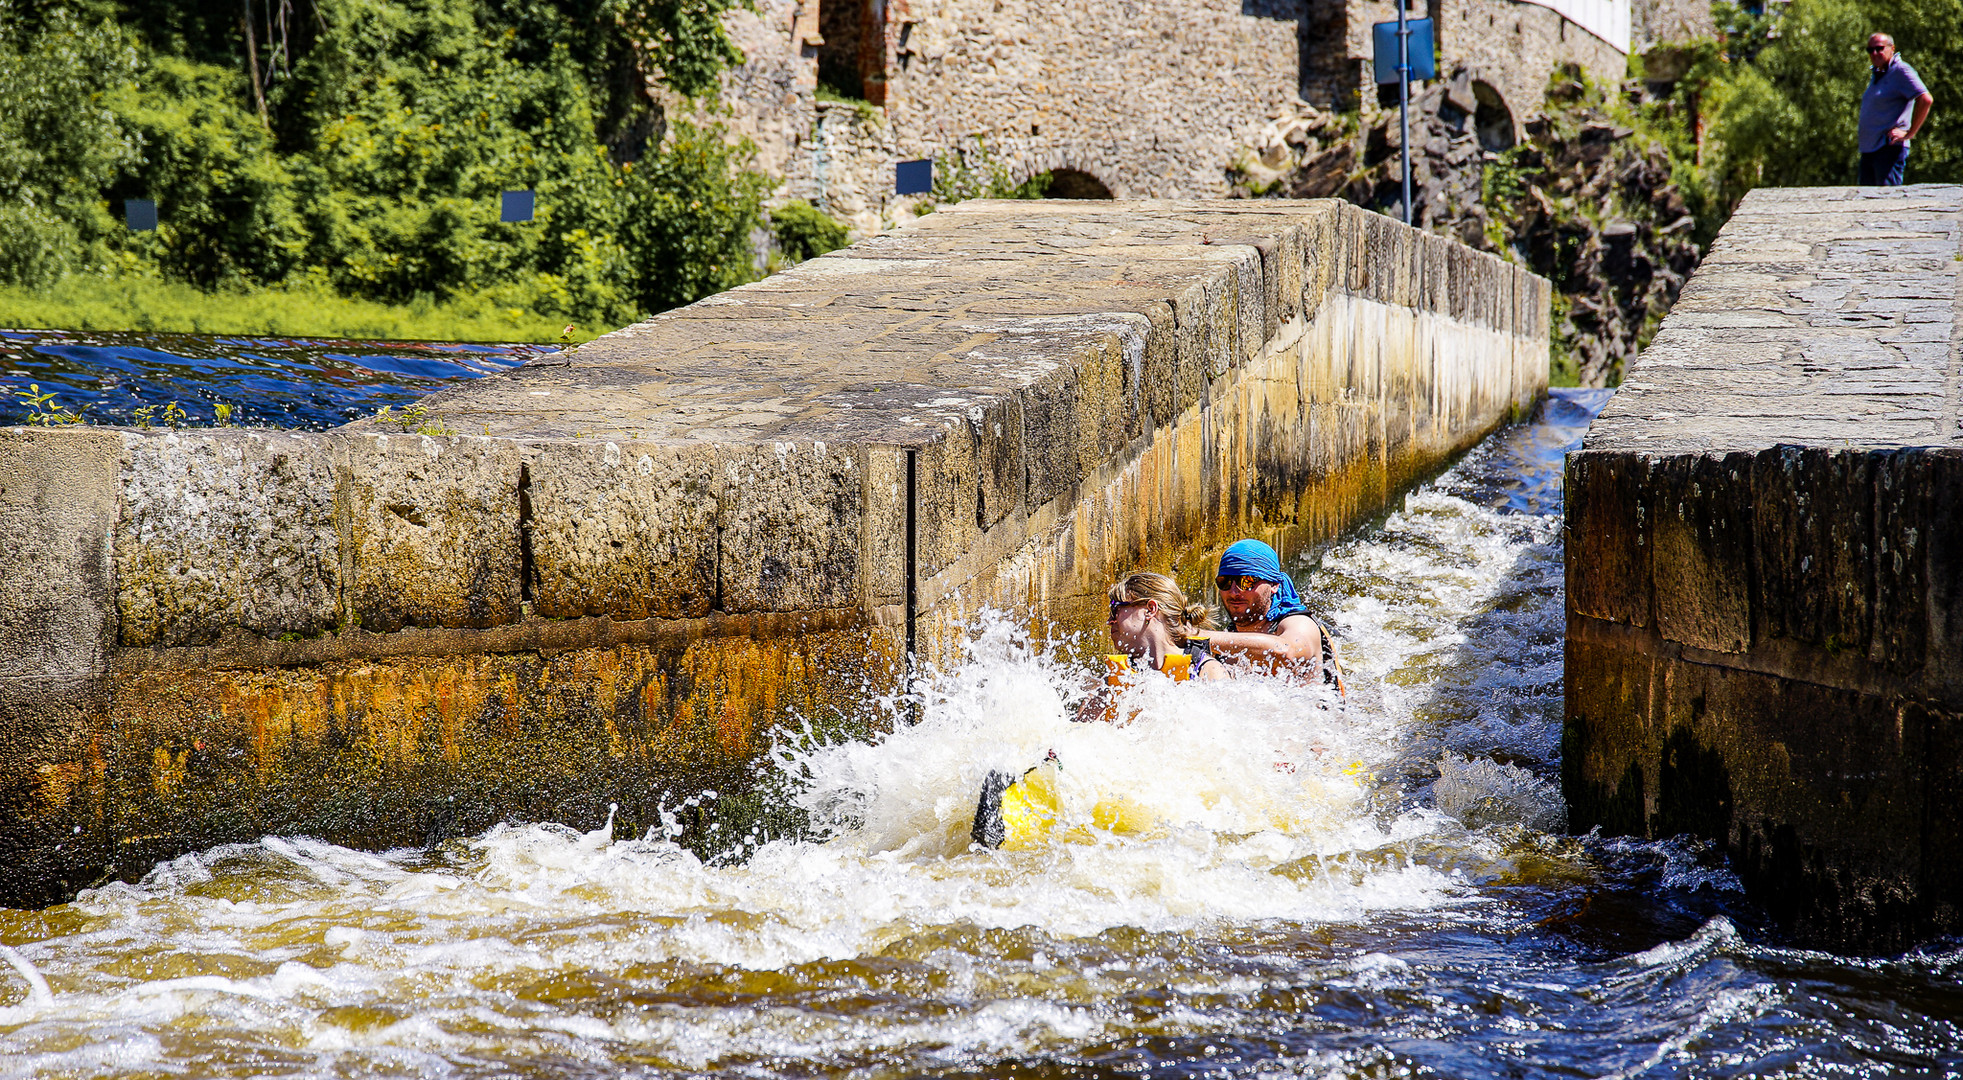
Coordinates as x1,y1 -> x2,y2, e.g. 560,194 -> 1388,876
1192,539 -> 1344,690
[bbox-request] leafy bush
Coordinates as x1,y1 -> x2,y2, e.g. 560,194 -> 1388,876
769,200 -> 850,264
0,4 -> 142,286
106,55 -> 305,287
0,0 -> 764,331
617,120 -> 771,311
918,137 -> 1052,212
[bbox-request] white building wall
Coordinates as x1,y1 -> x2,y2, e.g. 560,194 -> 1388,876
1516,0 -> 1631,51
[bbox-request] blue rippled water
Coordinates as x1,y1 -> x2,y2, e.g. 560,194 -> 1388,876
0,329 -> 553,430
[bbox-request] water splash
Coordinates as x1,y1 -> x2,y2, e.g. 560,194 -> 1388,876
6,390 -> 1962,1076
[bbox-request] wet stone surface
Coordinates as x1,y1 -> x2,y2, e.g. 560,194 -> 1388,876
1565,185 -> 1963,952
0,199 -> 1548,910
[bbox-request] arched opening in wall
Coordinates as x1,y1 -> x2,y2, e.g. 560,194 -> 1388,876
1473,82 -> 1516,153
1039,169 -> 1114,199
818,0 -> 886,104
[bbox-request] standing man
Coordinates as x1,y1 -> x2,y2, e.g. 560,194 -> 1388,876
1859,33 -> 1934,186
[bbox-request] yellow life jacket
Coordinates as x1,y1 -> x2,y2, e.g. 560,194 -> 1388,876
1104,651 -> 1194,684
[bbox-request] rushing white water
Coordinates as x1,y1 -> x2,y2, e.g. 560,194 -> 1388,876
6,390 -> 1960,1078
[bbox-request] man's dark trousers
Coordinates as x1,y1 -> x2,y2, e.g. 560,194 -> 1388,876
1860,143 -> 1910,185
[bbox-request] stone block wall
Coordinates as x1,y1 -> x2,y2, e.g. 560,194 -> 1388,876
1428,0 -> 1628,133
1564,186 -> 1963,952
0,200 -> 1547,907
709,0 -> 1641,235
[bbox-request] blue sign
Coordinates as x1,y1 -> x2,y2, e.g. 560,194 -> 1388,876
895,158 -> 933,195
125,198 -> 157,232
501,189 -> 535,223
1372,18 -> 1438,84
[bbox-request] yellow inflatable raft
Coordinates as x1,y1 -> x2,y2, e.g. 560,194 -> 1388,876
970,654 -> 1178,850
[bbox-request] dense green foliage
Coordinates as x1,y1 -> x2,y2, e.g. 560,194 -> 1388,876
0,0 -> 769,332
768,200 -> 849,264
1675,1 -> 1963,208
0,7 -> 141,286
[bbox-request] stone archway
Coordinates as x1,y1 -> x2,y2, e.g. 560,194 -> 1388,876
1472,82 -> 1516,153
1041,168 -> 1114,199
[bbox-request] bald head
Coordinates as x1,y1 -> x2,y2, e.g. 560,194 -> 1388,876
1869,33 -> 1897,70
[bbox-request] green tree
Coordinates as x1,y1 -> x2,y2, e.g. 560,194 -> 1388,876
0,3 -> 142,286
0,0 -> 767,328
1709,0 -> 1963,195
106,55 -> 307,287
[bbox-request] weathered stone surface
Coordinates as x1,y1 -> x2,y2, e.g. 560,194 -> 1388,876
0,427 -> 120,680
0,199 -> 1547,907
116,430 -> 341,648
343,433 -> 524,633
1647,452 -> 1753,655
96,622 -> 904,889
1566,185 -> 1963,953
710,0 -> 1635,237
526,440 -> 720,621
0,426 -> 121,906
718,441 -> 866,613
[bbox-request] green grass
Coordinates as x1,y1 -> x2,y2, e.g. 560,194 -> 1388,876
814,82 -> 880,123
0,276 -> 611,343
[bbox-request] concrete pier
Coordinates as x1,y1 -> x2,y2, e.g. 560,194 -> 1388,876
1565,186 -> 1963,952
1,200 -> 1547,907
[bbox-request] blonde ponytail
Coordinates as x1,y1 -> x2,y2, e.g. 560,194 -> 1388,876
1109,572 -> 1216,642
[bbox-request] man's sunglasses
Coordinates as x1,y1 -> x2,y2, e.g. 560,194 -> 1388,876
1867,44 -> 1889,52
1215,574 -> 1266,592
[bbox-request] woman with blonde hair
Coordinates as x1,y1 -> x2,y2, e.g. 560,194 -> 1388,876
1075,573 -> 1230,722
1101,571 -> 1230,682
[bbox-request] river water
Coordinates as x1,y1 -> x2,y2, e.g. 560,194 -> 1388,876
5,388 -> 1962,1077
0,330 -> 547,429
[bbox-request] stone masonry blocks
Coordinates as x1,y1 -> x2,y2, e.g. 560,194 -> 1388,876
0,427 -> 121,678
1647,451 -> 1754,655
0,200 -> 1551,907
859,445 -> 909,610
526,439 -> 720,621
344,433 -> 523,633
0,426 -> 121,908
717,441 -> 864,613
1567,185 -> 1963,951
116,429 -> 341,648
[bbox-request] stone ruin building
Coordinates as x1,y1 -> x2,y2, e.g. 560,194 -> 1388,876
694,0 -> 1710,235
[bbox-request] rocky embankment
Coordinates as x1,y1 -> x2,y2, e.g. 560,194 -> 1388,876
1234,67 -> 1702,387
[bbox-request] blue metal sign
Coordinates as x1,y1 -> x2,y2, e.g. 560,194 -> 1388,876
125,199 -> 157,232
501,190 -> 536,223
895,159 -> 933,195
1372,18 -> 1437,83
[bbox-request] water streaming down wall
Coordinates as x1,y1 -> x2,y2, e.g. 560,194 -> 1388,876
21,391 -> 1952,1079
0,199 -> 1548,907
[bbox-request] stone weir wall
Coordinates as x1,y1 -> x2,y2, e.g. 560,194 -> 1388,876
1,200 -> 1548,907
1565,185 -> 1963,953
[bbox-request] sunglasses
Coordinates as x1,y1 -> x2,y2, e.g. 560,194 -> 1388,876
1215,574 -> 1266,592
1867,44 -> 1889,52
1108,597 -> 1149,619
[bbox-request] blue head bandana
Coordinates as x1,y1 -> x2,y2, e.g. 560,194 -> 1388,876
1217,539 -> 1309,622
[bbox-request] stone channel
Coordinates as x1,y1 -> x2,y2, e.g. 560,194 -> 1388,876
1564,185 -> 1963,953
0,199 -> 1547,907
